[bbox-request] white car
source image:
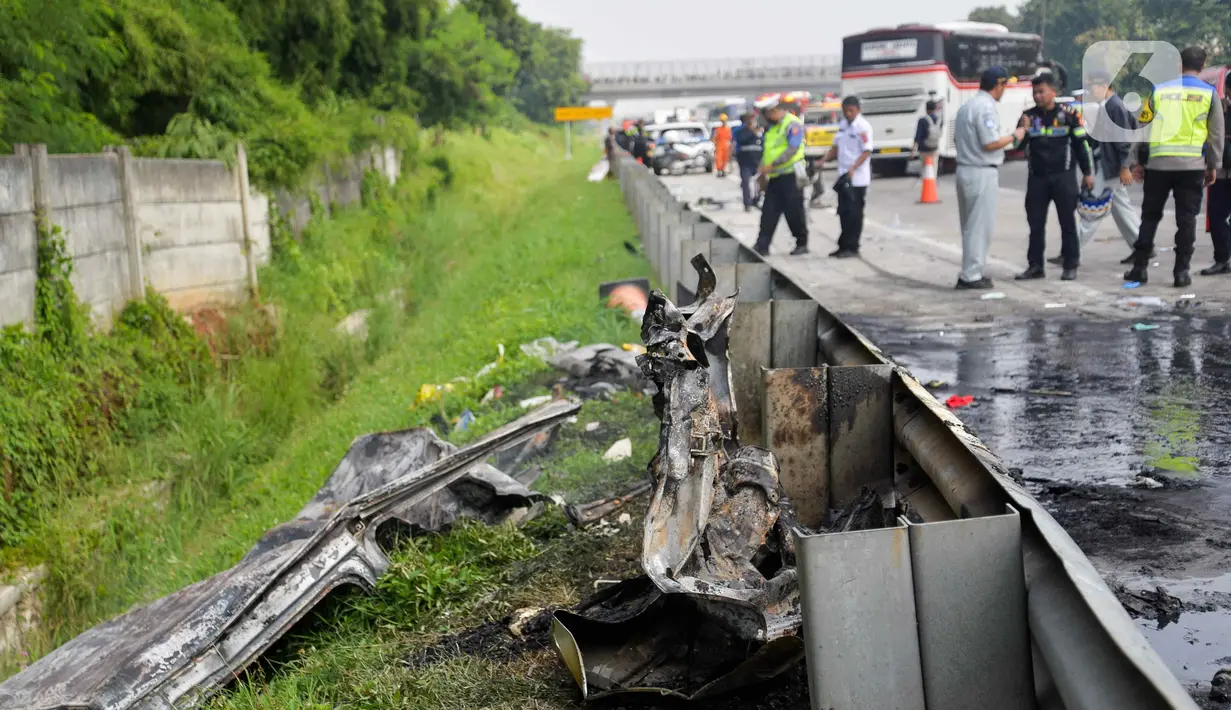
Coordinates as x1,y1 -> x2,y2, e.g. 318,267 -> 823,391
645,122 -> 715,175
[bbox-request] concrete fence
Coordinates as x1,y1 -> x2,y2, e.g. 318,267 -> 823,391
0,143 -> 401,329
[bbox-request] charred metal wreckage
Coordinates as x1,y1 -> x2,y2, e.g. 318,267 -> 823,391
553,257 -> 812,700
0,401 -> 578,710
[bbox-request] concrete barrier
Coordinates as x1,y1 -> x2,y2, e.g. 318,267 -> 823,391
612,150 -> 1199,710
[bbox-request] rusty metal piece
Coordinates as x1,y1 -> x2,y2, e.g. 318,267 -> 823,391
763,368 -> 829,528
563,481 -> 654,528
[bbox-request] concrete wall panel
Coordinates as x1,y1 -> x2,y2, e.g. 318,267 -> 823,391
0,270 -> 35,327
71,250 -> 130,325
47,156 -> 119,209
54,204 -> 127,257
0,157 -> 34,216
0,214 -> 37,273
145,242 -> 247,296
136,202 -> 244,251
131,158 -> 235,204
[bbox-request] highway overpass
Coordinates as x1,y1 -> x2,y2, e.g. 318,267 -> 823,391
583,56 -> 842,101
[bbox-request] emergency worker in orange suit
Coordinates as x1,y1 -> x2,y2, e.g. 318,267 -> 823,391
713,114 -> 733,177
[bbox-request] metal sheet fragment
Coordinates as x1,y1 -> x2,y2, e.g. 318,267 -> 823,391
0,402 -> 579,710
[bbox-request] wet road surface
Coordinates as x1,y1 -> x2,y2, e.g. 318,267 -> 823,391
852,313 -> 1231,700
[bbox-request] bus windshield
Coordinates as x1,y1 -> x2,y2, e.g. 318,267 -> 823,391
842,31 -> 943,72
945,34 -> 1041,83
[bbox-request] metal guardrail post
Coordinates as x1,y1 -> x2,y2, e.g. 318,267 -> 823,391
796,521 -> 927,710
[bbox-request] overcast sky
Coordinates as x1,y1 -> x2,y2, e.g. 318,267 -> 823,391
515,0 -> 996,63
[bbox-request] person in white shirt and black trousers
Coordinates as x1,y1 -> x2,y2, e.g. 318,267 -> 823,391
820,96 -> 874,258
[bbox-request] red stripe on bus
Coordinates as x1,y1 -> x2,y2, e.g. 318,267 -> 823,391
841,64 -> 1033,89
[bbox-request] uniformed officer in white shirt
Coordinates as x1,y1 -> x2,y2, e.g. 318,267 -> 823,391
820,96 -> 874,258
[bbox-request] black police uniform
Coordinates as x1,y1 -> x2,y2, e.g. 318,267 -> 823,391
1016,103 -> 1093,270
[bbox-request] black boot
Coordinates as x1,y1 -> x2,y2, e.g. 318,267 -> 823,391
1200,261 -> 1231,276
1061,268 -> 1078,281
1015,265 -> 1045,280
791,244 -> 810,256
1122,250 -> 1156,264
955,277 -> 995,290
1175,270 -> 1192,288
1123,266 -> 1149,284
1047,255 -> 1063,266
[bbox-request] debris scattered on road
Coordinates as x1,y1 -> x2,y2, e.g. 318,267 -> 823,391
553,256 -> 804,701
924,379 -> 948,389
946,394 -> 976,408
1131,323 -> 1160,332
991,387 -> 1074,397
1152,262 -> 1161,267
980,291 -> 1006,300
334,309 -> 372,341
452,409 -> 475,433
822,486 -> 914,533
1044,302 -> 1067,309
1124,281 -> 1142,289
1130,476 -> 1165,490
600,278 -> 650,321
0,402 -> 581,710
563,481 -> 653,528
520,336 -> 580,360
520,394 -> 554,408
602,438 -> 632,462
1112,583 -> 1183,628
1211,667 -> 1231,703
1118,296 -> 1166,308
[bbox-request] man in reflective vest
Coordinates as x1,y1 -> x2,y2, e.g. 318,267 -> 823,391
753,94 -> 809,256
1126,46 -> 1225,288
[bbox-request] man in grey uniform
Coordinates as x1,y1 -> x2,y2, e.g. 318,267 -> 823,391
954,67 -> 1027,289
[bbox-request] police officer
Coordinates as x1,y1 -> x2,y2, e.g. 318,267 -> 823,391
1126,46 -> 1225,288
1013,72 -> 1094,281
753,95 -> 809,256
733,110 -> 764,212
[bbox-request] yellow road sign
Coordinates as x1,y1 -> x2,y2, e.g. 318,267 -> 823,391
554,106 -> 613,122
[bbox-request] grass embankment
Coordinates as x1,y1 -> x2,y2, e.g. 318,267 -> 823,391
0,130 -> 650,676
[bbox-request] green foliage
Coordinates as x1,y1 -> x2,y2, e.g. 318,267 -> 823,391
355,521 -> 537,628
32,222 -> 87,352
0,288 -> 209,547
463,0 -> 587,123
0,0 -> 582,188
983,0 -> 1231,77
967,5 -> 1019,29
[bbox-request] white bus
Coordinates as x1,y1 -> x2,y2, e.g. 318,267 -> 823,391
841,22 -> 1043,175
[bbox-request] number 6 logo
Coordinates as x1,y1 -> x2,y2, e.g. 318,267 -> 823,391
1082,41 -> 1183,143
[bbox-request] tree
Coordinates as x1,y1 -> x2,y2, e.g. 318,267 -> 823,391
968,5 -> 1019,30
409,7 -> 517,127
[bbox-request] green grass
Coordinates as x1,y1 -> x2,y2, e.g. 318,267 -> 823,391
1,129 -> 650,675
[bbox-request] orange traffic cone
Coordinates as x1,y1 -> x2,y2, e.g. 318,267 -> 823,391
919,155 -> 940,204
